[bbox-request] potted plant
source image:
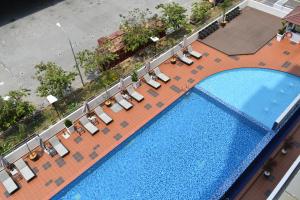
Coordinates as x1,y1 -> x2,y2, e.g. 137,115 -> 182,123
263,159 -> 277,177
277,21 -> 286,42
281,138 -> 293,155
219,0 -> 232,27
132,71 -> 141,88
170,55 -> 177,64
64,119 -> 74,134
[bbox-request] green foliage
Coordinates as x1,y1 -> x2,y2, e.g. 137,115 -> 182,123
191,1 -> 213,24
120,8 -> 154,52
77,41 -> 118,75
278,20 -> 286,35
0,89 -> 35,131
35,62 -> 77,98
131,71 -> 138,82
64,119 -> 72,127
218,0 -> 233,21
156,2 -> 189,31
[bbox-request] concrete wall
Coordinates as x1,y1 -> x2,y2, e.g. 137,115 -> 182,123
248,0 -> 292,18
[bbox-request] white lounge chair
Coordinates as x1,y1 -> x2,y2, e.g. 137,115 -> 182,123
115,93 -> 133,110
153,67 -> 170,83
188,45 -> 202,59
14,158 -> 35,182
0,169 -> 18,194
94,106 -> 113,124
177,50 -> 193,65
79,116 -> 99,135
126,85 -> 144,102
144,73 -> 161,89
49,136 -> 69,157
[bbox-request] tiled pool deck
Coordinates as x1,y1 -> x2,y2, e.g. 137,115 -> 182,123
1,37 -> 300,200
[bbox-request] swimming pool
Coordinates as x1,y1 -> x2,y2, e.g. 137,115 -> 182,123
54,68 -> 299,200
197,68 -> 300,128
54,88 -> 270,200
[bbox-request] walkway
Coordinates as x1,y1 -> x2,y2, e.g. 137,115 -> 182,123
0,37 -> 299,200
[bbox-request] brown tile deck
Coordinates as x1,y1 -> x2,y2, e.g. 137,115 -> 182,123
1,37 -> 300,200
201,7 -> 281,55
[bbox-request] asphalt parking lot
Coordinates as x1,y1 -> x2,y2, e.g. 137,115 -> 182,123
0,0 -> 193,105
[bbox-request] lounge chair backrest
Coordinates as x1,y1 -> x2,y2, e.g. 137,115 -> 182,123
115,93 -> 123,101
187,45 -> 193,52
94,106 -> 104,115
154,68 -> 161,75
0,170 -> 9,182
49,136 -> 59,146
177,50 -> 183,57
127,85 -> 134,94
144,73 -> 151,81
79,116 -> 89,125
14,159 -> 26,170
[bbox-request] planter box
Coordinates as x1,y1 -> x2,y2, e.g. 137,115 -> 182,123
66,125 -> 75,134
133,81 -> 141,88
277,33 -> 284,42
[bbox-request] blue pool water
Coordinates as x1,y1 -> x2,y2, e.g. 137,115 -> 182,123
55,88 -> 268,200
197,68 -> 300,128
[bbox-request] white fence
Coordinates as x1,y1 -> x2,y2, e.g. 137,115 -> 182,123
3,0 -> 274,164
248,0 -> 292,17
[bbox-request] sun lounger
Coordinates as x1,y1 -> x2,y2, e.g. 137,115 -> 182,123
177,50 -> 193,65
187,45 -> 202,59
115,93 -> 133,110
14,158 -> 35,182
49,136 -> 69,157
144,73 -> 161,89
126,85 -> 144,102
94,106 -> 113,124
79,116 -> 99,135
153,67 -> 170,83
0,169 -> 18,194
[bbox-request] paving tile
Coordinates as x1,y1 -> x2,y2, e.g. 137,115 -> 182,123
55,157 -> 65,168
114,133 -> 123,141
290,41 -> 297,45
282,61 -> 291,68
170,85 -> 181,93
93,144 -> 100,150
42,161 -> 51,170
55,177 -> 64,187
32,167 -> 39,174
156,102 -> 164,108
230,56 -> 239,61
174,76 -> 181,81
258,61 -> 266,66
44,179 -> 53,187
101,127 -> 110,135
89,151 -> 98,160
191,69 -> 198,74
147,89 -> 159,97
176,62 -> 184,66
214,58 -> 221,63
283,50 -> 290,55
74,136 -> 83,144
293,141 -> 300,148
72,152 -> 84,162
144,103 -> 152,110
203,52 -> 209,57
187,78 -> 195,84
120,121 -> 129,128
197,65 -> 204,70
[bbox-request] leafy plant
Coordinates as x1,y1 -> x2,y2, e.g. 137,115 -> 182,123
218,0 -> 232,22
120,8 -> 154,52
156,2 -> 189,32
131,71 -> 138,82
34,62 -> 76,98
191,1 -> 213,24
77,41 -> 118,75
64,119 -> 73,128
278,21 -> 286,35
0,89 -> 35,131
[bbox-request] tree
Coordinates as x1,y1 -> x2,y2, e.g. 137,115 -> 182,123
191,1 -> 212,25
120,8 -> 154,52
0,89 -> 35,131
156,2 -> 189,32
34,62 -> 76,98
219,0 -> 232,22
77,41 -> 118,75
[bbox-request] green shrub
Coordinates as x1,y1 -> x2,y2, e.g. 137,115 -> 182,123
64,119 -> 73,128
191,1 -> 212,24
